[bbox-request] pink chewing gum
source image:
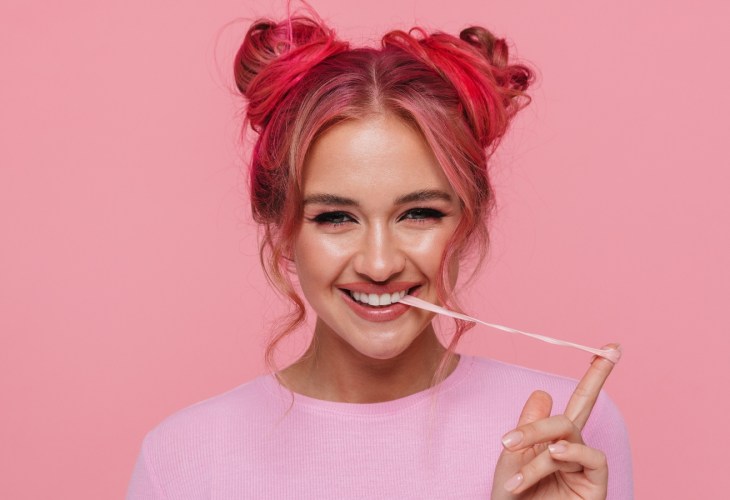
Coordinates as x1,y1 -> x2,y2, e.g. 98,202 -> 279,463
398,295 -> 621,364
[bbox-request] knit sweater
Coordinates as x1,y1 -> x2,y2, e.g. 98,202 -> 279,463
127,355 -> 633,499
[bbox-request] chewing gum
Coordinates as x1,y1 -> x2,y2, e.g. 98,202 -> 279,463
398,295 -> 621,364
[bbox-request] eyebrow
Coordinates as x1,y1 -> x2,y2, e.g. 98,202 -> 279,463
395,189 -> 452,205
302,189 -> 453,207
302,193 -> 359,207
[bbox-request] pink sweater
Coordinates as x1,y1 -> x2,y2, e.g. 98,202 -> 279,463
127,356 -> 633,499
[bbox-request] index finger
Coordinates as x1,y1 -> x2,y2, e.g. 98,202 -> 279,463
564,343 -> 620,430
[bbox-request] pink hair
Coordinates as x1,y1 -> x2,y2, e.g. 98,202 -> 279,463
234,14 -> 533,381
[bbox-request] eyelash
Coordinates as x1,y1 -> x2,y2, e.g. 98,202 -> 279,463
309,208 -> 446,227
399,208 -> 446,222
310,211 -> 354,226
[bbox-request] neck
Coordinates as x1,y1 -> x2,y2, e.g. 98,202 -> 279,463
278,321 -> 459,403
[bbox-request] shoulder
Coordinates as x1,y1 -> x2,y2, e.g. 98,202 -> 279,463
128,375 -> 281,497
152,375 -> 268,433
138,374 -> 277,472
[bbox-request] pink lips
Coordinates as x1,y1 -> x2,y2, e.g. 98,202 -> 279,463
338,282 -> 421,323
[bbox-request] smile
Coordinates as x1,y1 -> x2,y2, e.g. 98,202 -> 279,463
338,282 -> 420,307
348,289 -> 407,307
336,282 -> 422,322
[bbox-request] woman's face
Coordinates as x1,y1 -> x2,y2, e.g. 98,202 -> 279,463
294,114 -> 462,361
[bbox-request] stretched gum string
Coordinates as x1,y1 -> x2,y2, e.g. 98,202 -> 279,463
399,295 -> 621,364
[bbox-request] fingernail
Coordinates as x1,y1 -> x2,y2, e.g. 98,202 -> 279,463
548,443 -> 567,454
602,343 -> 621,351
504,473 -> 524,492
610,344 -> 623,362
594,345 -> 622,364
501,430 -> 523,448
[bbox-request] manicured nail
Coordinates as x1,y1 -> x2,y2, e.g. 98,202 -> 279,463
595,344 -> 622,364
504,473 -> 524,492
501,430 -> 523,448
610,344 -> 622,362
548,443 -> 567,454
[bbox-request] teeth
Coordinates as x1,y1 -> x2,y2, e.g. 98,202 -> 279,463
348,289 -> 409,307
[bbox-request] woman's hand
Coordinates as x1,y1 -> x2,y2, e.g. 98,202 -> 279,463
491,346 -> 618,499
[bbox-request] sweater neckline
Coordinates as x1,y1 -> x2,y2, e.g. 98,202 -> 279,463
260,354 -> 474,416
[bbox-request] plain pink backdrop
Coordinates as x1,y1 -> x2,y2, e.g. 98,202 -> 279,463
2,0 -> 728,498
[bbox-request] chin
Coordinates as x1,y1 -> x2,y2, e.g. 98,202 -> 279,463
361,349 -> 403,361
351,336 -> 415,361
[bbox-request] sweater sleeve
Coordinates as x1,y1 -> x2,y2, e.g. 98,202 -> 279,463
126,434 -> 168,500
583,391 -> 634,499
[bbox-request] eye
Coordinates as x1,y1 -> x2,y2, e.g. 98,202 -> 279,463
399,207 -> 446,222
309,211 -> 356,227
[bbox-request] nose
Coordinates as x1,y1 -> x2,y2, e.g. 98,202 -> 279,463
352,222 -> 406,282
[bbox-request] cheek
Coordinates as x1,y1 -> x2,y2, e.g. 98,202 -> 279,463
400,230 -> 452,276
295,230 -> 356,265
293,230 -> 353,289
402,221 -> 461,290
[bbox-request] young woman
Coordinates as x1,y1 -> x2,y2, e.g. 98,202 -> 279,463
127,13 -> 633,499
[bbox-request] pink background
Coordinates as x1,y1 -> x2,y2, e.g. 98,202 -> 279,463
1,0 -> 728,498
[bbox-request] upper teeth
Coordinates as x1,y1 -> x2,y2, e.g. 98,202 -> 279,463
350,290 -> 407,306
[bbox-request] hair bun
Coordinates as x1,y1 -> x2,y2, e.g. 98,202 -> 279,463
459,27 -> 506,68
234,17 -> 348,131
459,26 -> 531,93
382,27 -> 533,149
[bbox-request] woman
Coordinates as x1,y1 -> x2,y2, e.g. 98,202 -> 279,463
127,12 -> 632,499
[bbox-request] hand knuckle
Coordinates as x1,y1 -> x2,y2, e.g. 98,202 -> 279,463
572,384 -> 593,400
517,422 -> 535,439
556,414 -> 573,432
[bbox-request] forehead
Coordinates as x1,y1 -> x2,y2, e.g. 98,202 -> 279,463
303,115 -> 453,199
302,115 -> 455,200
